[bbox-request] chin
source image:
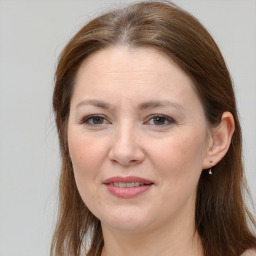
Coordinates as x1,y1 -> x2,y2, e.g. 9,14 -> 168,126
103,219 -> 151,233
98,207 -> 153,233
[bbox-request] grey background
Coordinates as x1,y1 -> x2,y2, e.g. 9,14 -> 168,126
0,1 -> 255,255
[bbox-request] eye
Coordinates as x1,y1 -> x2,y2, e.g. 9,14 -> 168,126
146,114 -> 175,127
80,115 -> 110,126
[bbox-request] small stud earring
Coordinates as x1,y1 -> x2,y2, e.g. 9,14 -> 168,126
209,160 -> 213,175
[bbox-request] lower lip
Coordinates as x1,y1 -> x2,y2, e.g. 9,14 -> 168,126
105,184 -> 152,198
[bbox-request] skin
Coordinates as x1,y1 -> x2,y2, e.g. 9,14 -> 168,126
68,46 -> 234,256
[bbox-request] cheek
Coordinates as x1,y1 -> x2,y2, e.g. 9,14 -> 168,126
160,134 -> 204,162
149,133 -> 207,214
67,129 -> 108,207
69,129 -> 104,169
67,129 -> 109,195
150,131 -> 207,185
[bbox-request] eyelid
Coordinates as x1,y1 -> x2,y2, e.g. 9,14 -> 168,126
145,114 -> 176,126
80,114 -> 110,126
79,113 -> 175,127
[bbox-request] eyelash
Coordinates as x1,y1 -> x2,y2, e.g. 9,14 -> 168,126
80,114 -> 175,127
80,114 -> 109,126
145,114 -> 175,127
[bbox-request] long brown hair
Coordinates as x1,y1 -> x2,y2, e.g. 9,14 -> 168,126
51,1 -> 256,255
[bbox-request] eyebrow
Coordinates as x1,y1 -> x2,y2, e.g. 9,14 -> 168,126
138,100 -> 184,111
76,99 -> 184,111
76,99 -> 112,110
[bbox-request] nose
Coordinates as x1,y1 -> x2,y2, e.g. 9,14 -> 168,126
108,121 -> 145,167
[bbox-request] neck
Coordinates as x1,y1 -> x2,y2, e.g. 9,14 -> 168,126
101,213 -> 203,256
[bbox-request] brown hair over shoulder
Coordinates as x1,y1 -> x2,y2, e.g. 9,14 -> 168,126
51,1 -> 256,256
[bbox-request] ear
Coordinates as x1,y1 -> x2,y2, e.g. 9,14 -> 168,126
202,112 -> 235,169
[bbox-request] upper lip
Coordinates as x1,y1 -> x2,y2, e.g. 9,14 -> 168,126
103,176 -> 154,185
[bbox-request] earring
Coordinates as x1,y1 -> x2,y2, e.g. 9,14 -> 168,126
209,160 -> 213,175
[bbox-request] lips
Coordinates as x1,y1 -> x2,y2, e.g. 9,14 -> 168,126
103,176 -> 153,185
103,176 -> 154,198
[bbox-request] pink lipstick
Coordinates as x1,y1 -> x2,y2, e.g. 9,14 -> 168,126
103,176 -> 153,198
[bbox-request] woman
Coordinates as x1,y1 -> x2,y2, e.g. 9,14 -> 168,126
51,1 -> 256,256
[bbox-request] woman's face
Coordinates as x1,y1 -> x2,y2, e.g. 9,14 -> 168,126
68,46 -> 211,233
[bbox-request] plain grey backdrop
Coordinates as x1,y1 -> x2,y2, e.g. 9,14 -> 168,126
0,0 -> 255,255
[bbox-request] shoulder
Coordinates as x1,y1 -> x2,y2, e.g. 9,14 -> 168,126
241,249 -> 256,256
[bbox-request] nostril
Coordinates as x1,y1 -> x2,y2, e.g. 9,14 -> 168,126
110,158 -> 140,166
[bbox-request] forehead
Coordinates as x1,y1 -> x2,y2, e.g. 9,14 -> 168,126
72,46 -> 202,112
76,46 -> 191,85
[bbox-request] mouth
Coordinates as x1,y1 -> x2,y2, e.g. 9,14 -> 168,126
108,182 -> 149,188
103,176 -> 154,198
